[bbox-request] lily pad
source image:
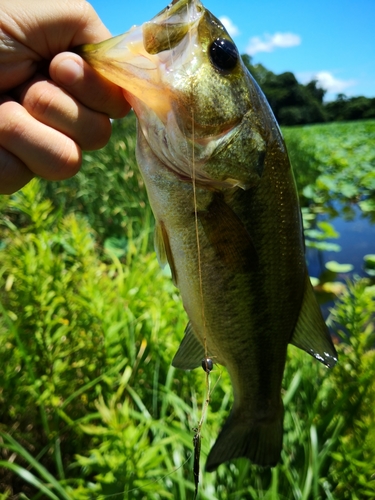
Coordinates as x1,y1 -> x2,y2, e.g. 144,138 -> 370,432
359,199 -> 375,213
325,261 -> 354,273
309,276 -> 320,287
321,281 -> 347,295
363,254 -> 375,276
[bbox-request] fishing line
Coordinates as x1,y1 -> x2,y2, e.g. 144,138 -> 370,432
186,3 -> 215,498
187,1 -> 207,358
165,5 -> 174,66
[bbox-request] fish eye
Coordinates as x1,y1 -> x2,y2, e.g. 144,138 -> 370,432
209,38 -> 238,72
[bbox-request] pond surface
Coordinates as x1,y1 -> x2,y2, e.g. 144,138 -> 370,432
307,203 -> 375,280
306,202 -> 375,319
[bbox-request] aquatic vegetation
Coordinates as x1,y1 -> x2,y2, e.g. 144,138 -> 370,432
283,120 -> 375,219
284,120 -> 375,291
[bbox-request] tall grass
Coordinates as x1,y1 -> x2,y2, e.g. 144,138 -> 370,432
0,116 -> 375,499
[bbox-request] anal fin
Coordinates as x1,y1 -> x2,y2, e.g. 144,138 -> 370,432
290,272 -> 337,368
172,322 -> 205,370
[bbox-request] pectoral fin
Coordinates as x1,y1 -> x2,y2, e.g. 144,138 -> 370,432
198,193 -> 258,273
154,221 -> 177,285
290,273 -> 337,368
172,322 -> 206,370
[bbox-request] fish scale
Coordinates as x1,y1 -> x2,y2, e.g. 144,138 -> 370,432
77,0 -> 337,471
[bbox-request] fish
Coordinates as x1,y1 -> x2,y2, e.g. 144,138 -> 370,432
77,0 -> 337,471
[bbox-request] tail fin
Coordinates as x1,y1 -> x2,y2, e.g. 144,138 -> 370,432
205,404 -> 284,472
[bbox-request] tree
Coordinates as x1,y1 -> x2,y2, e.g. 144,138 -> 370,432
241,55 -> 373,125
326,95 -> 375,121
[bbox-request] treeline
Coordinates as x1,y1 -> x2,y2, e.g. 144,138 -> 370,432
242,54 -> 375,126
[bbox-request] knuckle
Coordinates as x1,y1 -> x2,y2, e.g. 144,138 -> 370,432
0,102 -> 28,138
22,81 -> 57,118
101,89 -> 130,119
53,139 -> 82,180
82,115 -> 112,150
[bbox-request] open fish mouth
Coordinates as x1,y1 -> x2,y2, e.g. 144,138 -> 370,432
77,0 -> 205,121
77,0 -> 252,187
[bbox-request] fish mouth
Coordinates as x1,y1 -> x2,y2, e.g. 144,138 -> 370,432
76,0 -> 205,121
77,0 -> 249,188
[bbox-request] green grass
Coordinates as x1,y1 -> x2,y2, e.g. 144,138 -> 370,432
0,116 -> 375,499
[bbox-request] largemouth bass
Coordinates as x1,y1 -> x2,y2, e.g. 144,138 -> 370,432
78,0 -> 337,470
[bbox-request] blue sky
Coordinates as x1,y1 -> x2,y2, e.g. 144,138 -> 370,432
89,0 -> 375,100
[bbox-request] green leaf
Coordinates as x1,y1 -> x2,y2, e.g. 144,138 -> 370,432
340,182 -> 358,199
309,276 -> 320,287
364,254 -> 375,266
104,236 -> 128,258
359,198 -> 375,213
364,254 -> 375,276
305,240 -> 341,252
0,462 -> 61,500
0,434 -> 71,500
317,221 -> 339,238
325,261 -> 354,273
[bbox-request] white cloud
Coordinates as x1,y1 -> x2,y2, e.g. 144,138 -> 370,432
314,71 -> 357,94
298,70 -> 357,95
246,32 -> 301,55
219,16 -> 240,37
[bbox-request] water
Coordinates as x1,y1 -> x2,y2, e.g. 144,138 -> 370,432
307,202 -> 375,281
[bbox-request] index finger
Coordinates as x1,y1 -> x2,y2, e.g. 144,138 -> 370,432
49,52 -> 130,119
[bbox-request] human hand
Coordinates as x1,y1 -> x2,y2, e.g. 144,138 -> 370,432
0,0 -> 130,194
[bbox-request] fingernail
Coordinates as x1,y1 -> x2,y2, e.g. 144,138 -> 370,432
54,57 -> 84,86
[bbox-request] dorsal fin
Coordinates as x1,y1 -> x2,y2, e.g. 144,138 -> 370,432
290,273 -> 337,368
